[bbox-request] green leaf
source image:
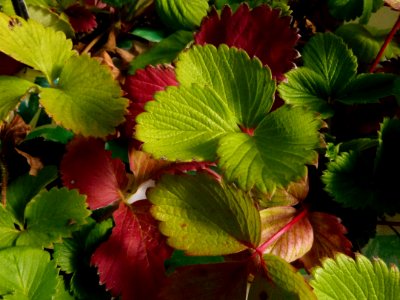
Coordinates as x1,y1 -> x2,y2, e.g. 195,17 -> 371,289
39,55 -> 129,137
0,247 -> 59,299
131,27 -> 167,42
148,173 -> 261,255
25,124 -> 74,143
165,250 -> 224,274
218,106 -> 322,193
310,253 -> 400,299
155,0 -> 209,30
0,13 -> 74,82
7,166 -> 58,224
248,254 -> 316,300
15,188 -> 90,247
0,76 -> 38,122
363,235 -> 400,267
0,205 -> 19,249
337,73 -> 398,104
328,0 -> 383,23
136,84 -> 239,161
336,24 -> 400,64
176,44 -> 276,128
130,30 -> 193,74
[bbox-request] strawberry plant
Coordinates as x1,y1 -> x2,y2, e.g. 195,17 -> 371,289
0,0 -> 400,298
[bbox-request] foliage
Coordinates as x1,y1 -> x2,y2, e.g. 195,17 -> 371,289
0,0 -> 399,299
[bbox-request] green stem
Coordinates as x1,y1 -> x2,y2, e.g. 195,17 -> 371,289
369,14 -> 400,73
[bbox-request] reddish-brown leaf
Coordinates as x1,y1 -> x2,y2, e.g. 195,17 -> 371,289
195,4 -> 299,80
61,137 -> 128,209
159,262 -> 248,300
0,52 -> 24,75
122,66 -> 178,138
299,212 -> 353,270
64,4 -> 97,33
91,201 -> 172,300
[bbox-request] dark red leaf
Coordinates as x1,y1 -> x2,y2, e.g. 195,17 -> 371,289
159,262 -> 248,300
61,137 -> 128,209
64,4 -> 97,33
195,4 -> 299,80
92,201 -> 172,300
0,52 -> 24,75
299,212 -> 353,270
122,66 -> 178,138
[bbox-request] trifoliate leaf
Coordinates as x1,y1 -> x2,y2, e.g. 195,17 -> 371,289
310,253 -> 400,299
136,84 -> 239,161
149,173 -> 261,255
155,0 -> 209,30
91,202 -> 172,299
15,188 -> 90,247
248,254 -> 316,300
300,212 -> 352,270
129,30 -> 193,74
0,247 -> 59,300
7,166 -> 58,224
61,137 -> 128,210
176,44 -> 276,128
336,24 -> 400,64
218,106 -> 322,193
195,4 -> 299,80
0,76 -> 37,122
39,54 -> 129,137
159,262 -> 248,300
259,207 -> 313,262
0,13 -> 74,82
25,124 -> 74,143
328,0 -> 383,23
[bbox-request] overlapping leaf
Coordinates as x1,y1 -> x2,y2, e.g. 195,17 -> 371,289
259,207 -> 313,262
300,212 -> 352,270
64,4 -> 97,33
61,137 -> 128,210
148,173 -> 261,255
0,247 -> 60,299
0,13 -> 74,82
328,0 -> 383,23
155,0 -> 209,30
195,4 -> 299,80
311,253 -> 400,299
91,201 -> 172,300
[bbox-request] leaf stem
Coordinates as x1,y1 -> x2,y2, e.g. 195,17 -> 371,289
257,208 -> 308,254
0,156 -> 8,206
369,13 -> 400,73
11,0 -> 29,20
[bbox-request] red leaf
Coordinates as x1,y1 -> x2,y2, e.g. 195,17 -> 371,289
195,4 -> 299,80
92,201 -> 172,299
159,262 -> 248,300
299,212 -> 353,270
0,52 -> 24,75
122,66 -> 178,138
61,137 -> 128,210
64,4 -> 97,33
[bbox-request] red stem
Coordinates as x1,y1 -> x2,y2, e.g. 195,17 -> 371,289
369,14 -> 400,73
257,208 -> 308,254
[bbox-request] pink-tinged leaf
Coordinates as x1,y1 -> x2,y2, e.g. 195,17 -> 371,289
159,262 -> 248,300
259,207 -> 313,262
64,4 -> 97,33
195,4 -> 299,80
61,137 -> 128,210
92,201 -> 172,300
0,52 -> 23,75
122,66 -> 178,138
300,212 -> 353,270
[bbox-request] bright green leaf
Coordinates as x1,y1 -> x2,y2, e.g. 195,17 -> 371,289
248,254 -> 316,299
0,205 -> 19,249
136,84 -> 239,161
176,44 -> 276,128
155,0 -> 209,30
148,173 -> 261,255
39,55 -> 129,137
0,247 -> 59,300
336,24 -> 400,64
15,188 -> 90,248
0,13 -> 74,82
311,253 -> 400,300
25,124 -> 74,143
130,30 -> 193,74
218,106 -> 322,193
0,76 -> 38,122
